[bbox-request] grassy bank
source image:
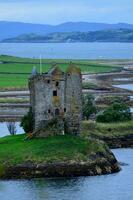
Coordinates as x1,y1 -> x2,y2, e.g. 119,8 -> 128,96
0,55 -> 119,88
83,120 -> 133,137
0,134 -> 107,165
0,98 -> 29,103
82,82 -> 100,90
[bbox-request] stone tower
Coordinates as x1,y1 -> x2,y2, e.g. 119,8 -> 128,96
29,64 -> 82,137
65,64 -> 83,135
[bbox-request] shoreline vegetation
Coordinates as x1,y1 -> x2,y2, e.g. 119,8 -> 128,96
83,120 -> 133,148
0,134 -> 120,179
0,55 -> 132,179
0,119 -> 132,179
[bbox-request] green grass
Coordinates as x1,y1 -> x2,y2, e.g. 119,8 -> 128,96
0,134 -> 106,165
0,98 -> 29,103
82,82 -> 99,90
83,120 -> 133,137
0,74 -> 29,88
0,55 -> 120,88
0,55 -> 122,65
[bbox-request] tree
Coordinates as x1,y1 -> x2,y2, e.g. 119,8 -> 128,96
6,122 -> 17,135
96,102 -> 132,123
20,108 -> 34,133
83,94 -> 97,120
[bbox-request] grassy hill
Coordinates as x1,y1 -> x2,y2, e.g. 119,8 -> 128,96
0,134 -> 106,165
0,55 -> 119,89
83,120 -> 133,148
0,134 -> 120,178
83,120 -> 133,137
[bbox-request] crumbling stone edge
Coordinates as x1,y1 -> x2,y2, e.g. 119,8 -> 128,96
0,152 -> 120,179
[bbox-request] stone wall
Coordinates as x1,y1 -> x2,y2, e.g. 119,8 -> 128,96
29,65 -> 83,137
65,66 -> 83,135
29,68 -> 66,136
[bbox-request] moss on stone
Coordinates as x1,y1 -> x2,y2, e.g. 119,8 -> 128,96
67,64 -> 81,74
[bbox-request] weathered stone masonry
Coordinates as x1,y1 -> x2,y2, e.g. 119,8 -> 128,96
29,64 -> 82,137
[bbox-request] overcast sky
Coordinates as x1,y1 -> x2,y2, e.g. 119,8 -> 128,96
0,0 -> 133,24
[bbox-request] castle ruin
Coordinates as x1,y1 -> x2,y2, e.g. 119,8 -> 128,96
29,64 -> 82,137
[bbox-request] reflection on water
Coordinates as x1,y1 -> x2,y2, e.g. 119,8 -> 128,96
0,149 -> 132,200
0,122 -> 24,137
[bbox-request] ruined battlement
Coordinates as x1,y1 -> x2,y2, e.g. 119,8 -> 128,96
29,64 -> 83,137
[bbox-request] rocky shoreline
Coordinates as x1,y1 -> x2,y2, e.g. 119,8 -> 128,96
92,134 -> 133,149
0,149 -> 120,179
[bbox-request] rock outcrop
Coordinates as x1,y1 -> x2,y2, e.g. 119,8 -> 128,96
93,134 -> 133,148
0,146 -> 120,179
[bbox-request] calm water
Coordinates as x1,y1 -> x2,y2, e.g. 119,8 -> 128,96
0,149 -> 132,200
0,122 -> 24,138
113,84 -> 133,91
114,78 -> 133,81
1,43 -> 133,59
0,43 -> 133,200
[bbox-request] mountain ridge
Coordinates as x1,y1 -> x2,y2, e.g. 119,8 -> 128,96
2,29 -> 133,43
1,21 -> 133,40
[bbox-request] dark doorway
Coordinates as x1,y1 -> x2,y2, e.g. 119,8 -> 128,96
56,82 -> 59,87
53,90 -> 57,96
55,108 -> 60,116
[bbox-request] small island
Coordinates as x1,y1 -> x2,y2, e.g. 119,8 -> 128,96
0,64 -> 120,179
0,134 -> 120,179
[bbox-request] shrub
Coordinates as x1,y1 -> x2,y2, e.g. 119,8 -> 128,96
83,94 -> 97,120
82,82 -> 98,89
96,102 -> 132,123
20,107 -> 34,133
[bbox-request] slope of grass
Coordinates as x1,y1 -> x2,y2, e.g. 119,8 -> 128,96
0,134 -> 106,165
0,55 -> 121,65
83,120 -> 133,137
82,82 -> 99,89
0,74 -> 29,88
0,98 -> 29,103
0,55 -> 120,88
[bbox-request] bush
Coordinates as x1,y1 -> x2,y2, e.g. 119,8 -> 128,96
82,82 -> 98,89
83,94 -> 97,119
20,108 -> 34,133
96,102 -> 132,123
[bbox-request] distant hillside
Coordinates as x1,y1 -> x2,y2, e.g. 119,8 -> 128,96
1,21 -> 133,40
2,29 -> 133,43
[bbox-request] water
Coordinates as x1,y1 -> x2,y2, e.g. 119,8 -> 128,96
1,43 -> 133,59
130,108 -> 133,113
114,78 -> 133,81
0,42 -> 133,200
113,84 -> 133,91
0,149 -> 132,200
0,122 -> 24,138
